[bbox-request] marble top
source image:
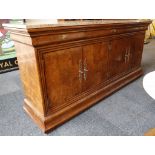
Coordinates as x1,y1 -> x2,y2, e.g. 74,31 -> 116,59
3,19 -> 151,29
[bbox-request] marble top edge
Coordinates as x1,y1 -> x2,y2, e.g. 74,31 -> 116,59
3,20 -> 151,30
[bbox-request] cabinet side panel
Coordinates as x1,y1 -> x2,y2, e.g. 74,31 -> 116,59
14,41 -> 45,115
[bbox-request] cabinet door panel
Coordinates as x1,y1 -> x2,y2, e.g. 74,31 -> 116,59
130,34 -> 145,69
82,42 -> 108,92
43,47 -> 82,112
109,38 -> 131,78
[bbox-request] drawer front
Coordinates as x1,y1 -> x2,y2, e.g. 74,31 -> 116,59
31,27 -> 146,46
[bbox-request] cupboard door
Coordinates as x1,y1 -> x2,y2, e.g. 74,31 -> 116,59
130,34 -> 145,69
109,37 -> 131,78
43,47 -> 83,112
82,42 -> 109,92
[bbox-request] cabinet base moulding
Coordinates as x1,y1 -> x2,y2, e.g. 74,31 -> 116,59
23,68 -> 143,133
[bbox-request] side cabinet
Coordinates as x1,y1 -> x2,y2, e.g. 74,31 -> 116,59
5,20 -> 150,132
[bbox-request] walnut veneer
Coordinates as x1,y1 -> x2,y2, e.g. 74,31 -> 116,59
4,20 -> 151,132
